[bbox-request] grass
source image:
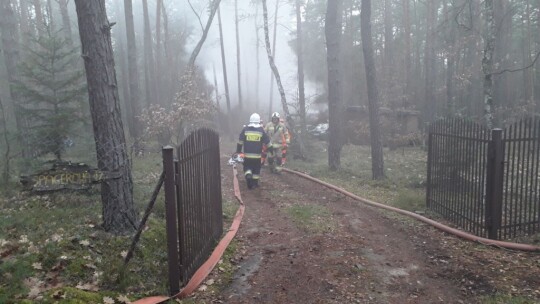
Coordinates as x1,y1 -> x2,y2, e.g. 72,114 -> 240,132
288,141 -> 427,210
0,149 -> 241,303
285,204 -> 335,233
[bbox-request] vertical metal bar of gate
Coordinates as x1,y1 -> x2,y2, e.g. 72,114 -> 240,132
163,146 -> 180,295
485,129 -> 504,239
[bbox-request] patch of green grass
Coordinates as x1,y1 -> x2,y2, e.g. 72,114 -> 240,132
288,142 -> 427,210
222,198 -> 239,222
481,294 -> 537,304
0,254 -> 37,303
285,204 -> 335,233
391,188 -> 425,211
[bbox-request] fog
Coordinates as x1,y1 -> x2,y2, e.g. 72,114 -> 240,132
168,0 -> 319,121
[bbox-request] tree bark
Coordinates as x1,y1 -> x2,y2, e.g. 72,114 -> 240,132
361,0 -> 384,180
114,0 -> 133,137
482,0 -> 495,129
254,2 -> 260,108
213,63 -> 219,107
186,0 -> 221,69
0,97 -> 10,183
74,0 -> 138,234
424,0 -> 437,122
234,0 -> 242,109
296,0 -> 306,135
217,6 -> 231,114
325,0 -> 343,171
402,0 -> 411,108
123,0 -> 141,138
142,0 -> 156,106
155,0 -> 163,105
267,0 -> 279,115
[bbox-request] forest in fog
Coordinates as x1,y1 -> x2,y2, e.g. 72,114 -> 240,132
0,0 -> 539,186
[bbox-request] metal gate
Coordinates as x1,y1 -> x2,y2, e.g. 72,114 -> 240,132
162,128 -> 223,294
426,117 -> 540,240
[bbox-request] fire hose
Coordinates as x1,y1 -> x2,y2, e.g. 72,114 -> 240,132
133,165 -> 246,304
282,167 -> 540,252
134,163 -> 539,303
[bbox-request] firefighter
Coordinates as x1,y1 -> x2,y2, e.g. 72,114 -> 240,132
265,112 -> 288,173
234,113 -> 271,189
279,118 -> 291,165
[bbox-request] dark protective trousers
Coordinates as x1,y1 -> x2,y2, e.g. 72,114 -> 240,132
243,158 -> 262,189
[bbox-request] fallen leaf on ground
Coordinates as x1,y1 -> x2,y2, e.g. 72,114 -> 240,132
117,294 -> 131,303
32,262 -> 43,270
198,284 -> 208,291
103,296 -> 115,304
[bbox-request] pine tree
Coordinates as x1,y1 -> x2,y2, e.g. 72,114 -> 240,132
15,27 -> 86,161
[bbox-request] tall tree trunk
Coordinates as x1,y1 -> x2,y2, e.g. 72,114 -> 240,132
218,6 -> 231,114
58,0 -> 73,45
268,0 -> 279,115
123,0 -> 141,138
361,0 -> 384,180
325,0 -> 343,170
0,97 -> 10,183
46,0 -> 53,29
1,0 -> 29,158
262,0 -> 300,144
142,0 -> 156,106
383,0 -> 393,91
234,0 -> 242,109
402,0 -> 411,108
114,0 -> 133,137
523,0 -> 533,105
254,2 -> 260,108
74,0 -> 138,234
296,0 -> 306,134
155,0 -> 163,105
19,0 -> 31,44
213,63 -> 220,107
33,0 -> 44,34
482,0 -> 495,129
424,0 -> 437,122
444,0 -> 456,113
186,0 -> 221,68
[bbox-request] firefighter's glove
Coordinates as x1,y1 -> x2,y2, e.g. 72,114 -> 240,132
267,146 -> 274,154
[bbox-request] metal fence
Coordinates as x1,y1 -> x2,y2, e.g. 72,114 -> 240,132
427,117 -> 540,240
162,128 -> 223,294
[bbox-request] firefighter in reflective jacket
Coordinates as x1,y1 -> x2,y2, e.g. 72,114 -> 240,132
235,113 -> 271,189
279,117 -> 291,165
265,112 -> 288,173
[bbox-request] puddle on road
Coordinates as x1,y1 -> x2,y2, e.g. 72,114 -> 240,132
225,252 -> 263,297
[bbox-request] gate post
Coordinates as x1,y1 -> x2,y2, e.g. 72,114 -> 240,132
485,129 -> 504,239
162,146 -> 180,295
426,131 -> 433,209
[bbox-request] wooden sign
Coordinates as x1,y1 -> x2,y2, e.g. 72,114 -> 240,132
20,162 -> 120,192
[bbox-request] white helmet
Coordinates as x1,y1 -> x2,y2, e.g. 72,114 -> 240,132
248,113 -> 261,127
271,112 -> 280,119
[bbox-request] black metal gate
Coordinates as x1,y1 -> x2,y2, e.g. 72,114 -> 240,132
427,117 -> 540,240
162,128 -> 223,294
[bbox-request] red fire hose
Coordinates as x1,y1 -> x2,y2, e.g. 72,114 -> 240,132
133,165 -> 246,304
282,168 -> 540,252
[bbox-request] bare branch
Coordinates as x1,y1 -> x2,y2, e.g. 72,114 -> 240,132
491,51 -> 540,76
187,0 -> 204,32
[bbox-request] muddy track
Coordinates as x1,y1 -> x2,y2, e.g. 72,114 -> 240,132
207,160 -> 472,304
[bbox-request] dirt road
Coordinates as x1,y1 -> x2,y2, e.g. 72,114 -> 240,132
195,160 -> 540,303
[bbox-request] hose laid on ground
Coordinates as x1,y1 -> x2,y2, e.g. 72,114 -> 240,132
133,165 -> 246,304
282,168 -> 540,252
